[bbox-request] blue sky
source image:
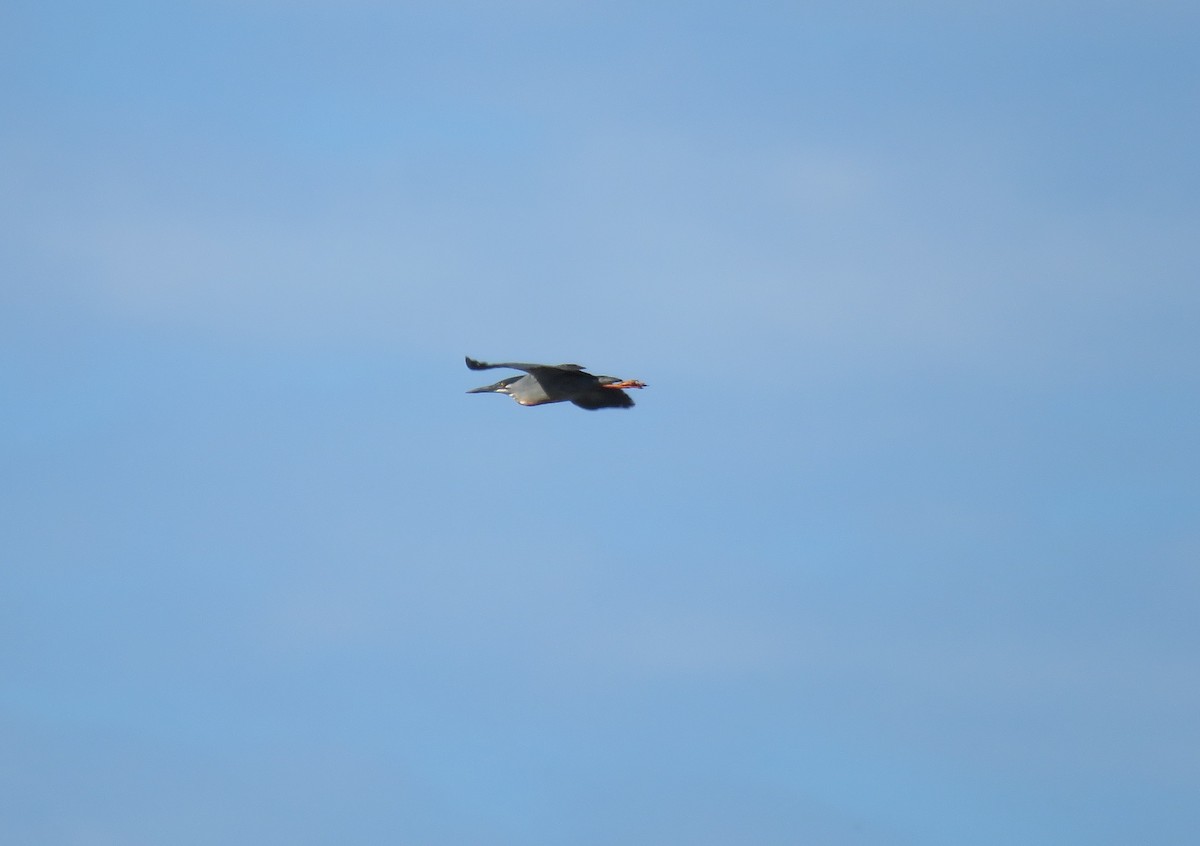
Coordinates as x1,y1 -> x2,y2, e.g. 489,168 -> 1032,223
3,2 -> 1198,844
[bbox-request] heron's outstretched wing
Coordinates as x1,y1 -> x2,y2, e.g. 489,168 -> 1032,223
571,389 -> 635,410
465,356 -> 585,374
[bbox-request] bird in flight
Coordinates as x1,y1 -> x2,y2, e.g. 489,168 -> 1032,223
465,356 -> 647,410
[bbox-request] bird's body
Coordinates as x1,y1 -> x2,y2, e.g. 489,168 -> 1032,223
465,357 -> 646,410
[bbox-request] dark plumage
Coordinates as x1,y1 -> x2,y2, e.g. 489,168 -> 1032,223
465,356 -> 647,410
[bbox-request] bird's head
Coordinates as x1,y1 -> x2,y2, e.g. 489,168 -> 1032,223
466,377 -> 520,395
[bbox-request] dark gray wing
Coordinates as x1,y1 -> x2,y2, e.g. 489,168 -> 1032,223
571,389 -> 635,410
465,356 -> 585,374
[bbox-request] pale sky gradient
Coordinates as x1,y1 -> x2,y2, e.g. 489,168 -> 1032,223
3,2 -> 1199,844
